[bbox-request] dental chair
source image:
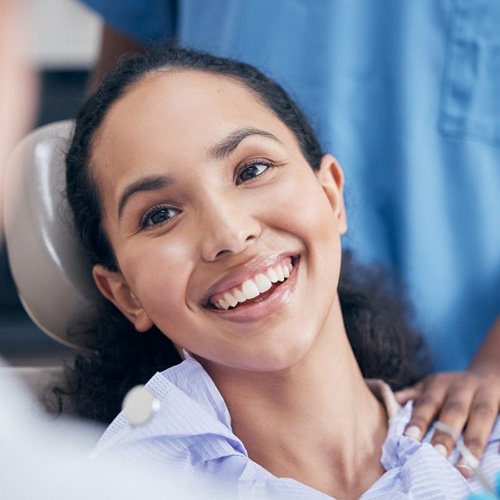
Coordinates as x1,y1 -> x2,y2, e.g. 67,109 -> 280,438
2,120 -> 100,396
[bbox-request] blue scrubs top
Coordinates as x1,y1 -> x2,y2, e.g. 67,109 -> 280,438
81,0 -> 500,370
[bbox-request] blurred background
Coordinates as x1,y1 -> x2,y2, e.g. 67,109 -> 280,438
0,0 -> 100,366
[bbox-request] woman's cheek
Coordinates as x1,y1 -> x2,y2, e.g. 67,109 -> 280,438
267,171 -> 337,237
123,238 -> 194,310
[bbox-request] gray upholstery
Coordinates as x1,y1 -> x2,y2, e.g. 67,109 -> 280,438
4,120 -> 100,347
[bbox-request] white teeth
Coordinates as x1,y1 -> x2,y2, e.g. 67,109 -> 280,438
219,298 -> 230,310
234,289 -> 246,303
254,273 -> 272,293
276,266 -> 285,282
223,292 -> 238,308
282,265 -> 290,278
212,258 -> 296,310
266,267 -> 279,283
241,279 -> 260,300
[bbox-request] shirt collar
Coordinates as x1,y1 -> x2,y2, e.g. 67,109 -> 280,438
152,356 -> 410,463
100,356 -> 410,467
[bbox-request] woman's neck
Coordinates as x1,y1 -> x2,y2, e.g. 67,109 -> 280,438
202,298 -> 388,498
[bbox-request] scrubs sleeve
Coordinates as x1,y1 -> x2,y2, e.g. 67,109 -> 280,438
80,0 -> 177,45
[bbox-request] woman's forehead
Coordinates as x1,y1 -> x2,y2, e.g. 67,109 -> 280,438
92,69 -> 297,169
105,69 -> 277,130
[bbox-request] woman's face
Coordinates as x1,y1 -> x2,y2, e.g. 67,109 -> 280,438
91,70 -> 347,372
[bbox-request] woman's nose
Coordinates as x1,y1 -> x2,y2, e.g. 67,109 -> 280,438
198,195 -> 262,262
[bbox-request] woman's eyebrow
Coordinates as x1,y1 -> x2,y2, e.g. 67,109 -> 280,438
209,127 -> 282,160
118,174 -> 175,219
117,129 -> 280,219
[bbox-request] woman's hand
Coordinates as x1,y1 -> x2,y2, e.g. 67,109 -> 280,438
395,369 -> 500,477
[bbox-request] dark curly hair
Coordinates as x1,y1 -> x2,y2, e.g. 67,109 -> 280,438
51,47 -> 430,424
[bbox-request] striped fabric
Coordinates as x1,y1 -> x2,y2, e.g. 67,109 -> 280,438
96,355 -> 500,499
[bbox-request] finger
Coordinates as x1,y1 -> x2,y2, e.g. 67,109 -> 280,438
431,392 -> 475,457
461,389 -> 499,461
404,379 -> 448,441
394,385 -> 422,405
455,461 -> 475,479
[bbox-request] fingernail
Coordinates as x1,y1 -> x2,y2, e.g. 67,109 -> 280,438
456,460 -> 474,478
434,444 -> 448,457
404,425 -> 421,440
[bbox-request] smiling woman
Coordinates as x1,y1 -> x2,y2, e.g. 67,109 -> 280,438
51,48 -> 500,498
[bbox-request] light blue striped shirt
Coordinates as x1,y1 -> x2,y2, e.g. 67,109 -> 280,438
97,356 -> 500,499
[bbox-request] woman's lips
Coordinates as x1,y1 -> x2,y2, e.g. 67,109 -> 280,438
209,257 -> 294,310
206,256 -> 300,323
202,254 -> 298,307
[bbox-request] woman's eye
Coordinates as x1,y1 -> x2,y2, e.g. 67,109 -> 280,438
141,206 -> 179,229
237,161 -> 271,184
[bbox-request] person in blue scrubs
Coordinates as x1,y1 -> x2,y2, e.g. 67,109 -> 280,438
80,0 -> 500,464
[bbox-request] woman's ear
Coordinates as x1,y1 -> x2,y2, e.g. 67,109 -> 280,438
317,154 -> 347,235
92,264 -> 153,332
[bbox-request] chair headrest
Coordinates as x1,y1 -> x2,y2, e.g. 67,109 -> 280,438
4,120 -> 100,348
